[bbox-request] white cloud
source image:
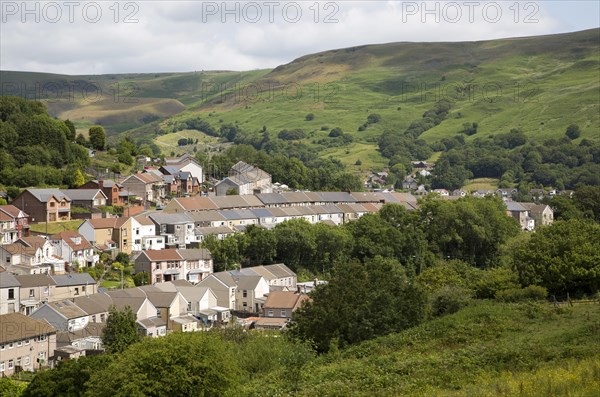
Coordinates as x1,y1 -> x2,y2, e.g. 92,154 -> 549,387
0,1 -> 595,74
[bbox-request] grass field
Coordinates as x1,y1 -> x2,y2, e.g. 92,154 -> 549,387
154,129 -> 222,156
29,220 -> 83,234
463,178 -> 500,192
290,300 -> 600,396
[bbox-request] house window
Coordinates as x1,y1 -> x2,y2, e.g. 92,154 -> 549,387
25,356 -> 30,366
8,343 -> 14,349
8,289 -> 14,300
187,302 -> 192,311
8,360 -> 14,369
17,341 -> 22,347
82,286 -> 86,292
75,288 -> 79,295
243,290 -> 247,298
50,202 -> 56,207
25,339 -> 30,345
29,289 -> 35,297
0,345 -> 4,350
267,309 -> 274,317
0,362 -> 4,372
100,314 -> 106,322
43,287 -> 49,294
16,357 -> 21,367
281,310 -> 287,317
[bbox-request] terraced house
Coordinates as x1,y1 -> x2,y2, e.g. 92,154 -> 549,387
0,205 -> 30,244
0,313 -> 57,376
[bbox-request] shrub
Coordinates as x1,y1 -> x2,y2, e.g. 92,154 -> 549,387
430,286 -> 472,316
474,267 -> 520,299
495,285 -> 548,302
305,113 -> 315,121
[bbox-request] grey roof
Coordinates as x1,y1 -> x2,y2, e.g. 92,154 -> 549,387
263,264 -> 295,279
161,166 -> 180,175
0,272 -> 20,288
228,273 -> 264,290
194,226 -> 237,236
207,272 -> 237,288
61,189 -> 107,201
177,171 -> 192,180
15,274 -> 56,288
256,193 -> 289,205
26,188 -> 70,203
174,286 -> 213,302
51,274 -> 96,287
317,192 -> 355,203
138,317 -> 167,328
189,211 -> 226,223
45,300 -> 88,319
505,201 -> 527,212
251,208 -> 275,218
72,294 -> 112,315
148,212 -> 193,225
220,209 -> 258,220
176,248 -> 212,261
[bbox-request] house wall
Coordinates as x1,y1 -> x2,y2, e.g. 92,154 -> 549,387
0,286 -> 20,314
198,277 -> 236,309
51,284 -> 97,301
18,285 -> 54,315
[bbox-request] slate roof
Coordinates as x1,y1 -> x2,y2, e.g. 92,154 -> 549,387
0,313 -> 56,343
148,213 -> 193,225
176,248 -> 212,261
14,274 -> 56,288
45,300 -> 88,319
26,189 -> 70,203
0,271 -> 20,288
51,274 -> 96,287
73,294 -> 112,315
61,189 -> 107,201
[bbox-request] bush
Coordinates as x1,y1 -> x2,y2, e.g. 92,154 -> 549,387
430,286 -> 472,316
495,285 -> 548,302
305,113 -> 315,121
474,267 -> 520,299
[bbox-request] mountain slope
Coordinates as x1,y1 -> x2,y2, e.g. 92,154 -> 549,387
1,29 -> 598,169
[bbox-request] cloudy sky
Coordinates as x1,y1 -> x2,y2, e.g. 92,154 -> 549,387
1,1 -> 598,74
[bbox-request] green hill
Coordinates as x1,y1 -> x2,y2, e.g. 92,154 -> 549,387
1,29 -> 598,169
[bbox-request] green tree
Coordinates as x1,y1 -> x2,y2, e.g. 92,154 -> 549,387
419,196 -> 521,267
88,126 -> 106,150
290,257 -> 427,352
241,225 -> 276,265
72,169 -> 85,188
512,219 -> 600,294
0,378 -> 26,397
22,355 -> 112,397
273,219 -> 316,271
64,119 -> 76,141
101,305 -> 142,354
85,332 -> 240,397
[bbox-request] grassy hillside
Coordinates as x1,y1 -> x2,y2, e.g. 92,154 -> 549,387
286,301 -> 600,396
2,29 -> 598,168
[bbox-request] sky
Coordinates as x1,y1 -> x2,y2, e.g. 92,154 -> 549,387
1,1 -> 599,74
